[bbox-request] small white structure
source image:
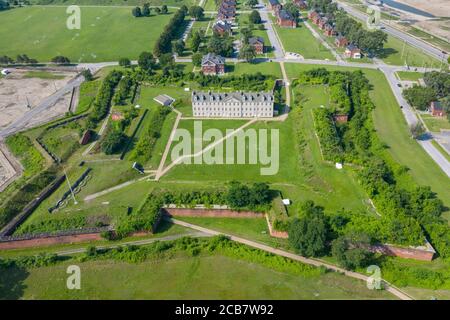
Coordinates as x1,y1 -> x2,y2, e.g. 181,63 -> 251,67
335,162 -> 343,169
282,199 -> 291,205
184,87 -> 190,92
135,104 -> 141,109
1,69 -> 11,76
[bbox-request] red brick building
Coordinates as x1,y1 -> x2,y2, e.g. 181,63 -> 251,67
430,101 -> 446,117
344,44 -> 362,59
335,34 -> 348,47
324,24 -> 336,37
201,53 -> 225,75
277,9 -> 296,28
213,20 -> 232,36
268,0 -> 282,13
333,113 -> 348,123
249,36 -> 265,54
318,17 -> 328,30
293,0 -> 307,10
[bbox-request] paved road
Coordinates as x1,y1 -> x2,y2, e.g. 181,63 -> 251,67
335,1 -> 449,63
169,217 -> 414,300
257,1 -> 284,59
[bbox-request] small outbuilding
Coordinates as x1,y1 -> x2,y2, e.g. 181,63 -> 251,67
154,94 -> 175,106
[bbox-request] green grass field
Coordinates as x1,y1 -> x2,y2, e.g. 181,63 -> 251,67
395,71 -> 423,82
272,17 -> 335,60
421,114 -> 450,132
0,254 -> 395,300
0,6 -> 177,62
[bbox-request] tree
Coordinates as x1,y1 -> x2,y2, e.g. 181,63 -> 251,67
0,55 -> 14,65
189,5 -> 204,20
409,122 -> 425,139
402,85 -> 436,111
101,130 -> 126,154
158,53 -> 174,68
208,34 -> 234,57
423,71 -> 450,99
0,0 -> 10,11
239,44 -> 256,62
240,27 -> 253,44
172,39 -> 185,56
331,234 -> 373,270
284,3 -> 300,20
190,30 -> 203,53
132,6 -> 142,17
226,181 -> 251,208
249,182 -> 271,205
161,5 -> 168,14
288,201 -> 329,257
249,10 -> 261,24
142,3 -> 151,17
138,51 -> 156,71
81,69 -> 93,81
51,56 -> 70,64
154,7 -> 161,14
192,52 -> 203,67
245,0 -> 258,7
119,57 -> 131,67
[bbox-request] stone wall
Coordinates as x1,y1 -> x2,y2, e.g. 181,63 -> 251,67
163,208 -> 264,218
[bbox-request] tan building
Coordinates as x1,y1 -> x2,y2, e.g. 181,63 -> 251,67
192,91 -> 274,118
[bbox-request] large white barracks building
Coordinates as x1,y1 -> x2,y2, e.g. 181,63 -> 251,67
191,91 -> 274,118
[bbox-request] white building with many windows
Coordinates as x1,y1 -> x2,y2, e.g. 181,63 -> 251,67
191,91 -> 274,118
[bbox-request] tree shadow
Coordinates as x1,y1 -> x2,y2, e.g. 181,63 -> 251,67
377,47 -> 398,59
0,265 -> 29,300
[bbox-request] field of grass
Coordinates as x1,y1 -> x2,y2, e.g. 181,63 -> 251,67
29,0 -> 197,5
380,35 -> 443,68
1,253 -> 395,299
225,62 -> 282,77
272,17 -> 334,60
421,114 -> 450,132
0,6 -> 177,62
395,71 -> 423,82
283,62 -> 450,221
23,71 -> 66,80
431,140 -> 450,163
202,0 -> 217,11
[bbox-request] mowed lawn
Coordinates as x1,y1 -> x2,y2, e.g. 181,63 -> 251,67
272,17 -> 334,60
0,6 -> 175,62
3,255 -> 395,299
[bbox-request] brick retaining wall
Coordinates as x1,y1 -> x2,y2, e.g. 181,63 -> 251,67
370,244 -> 435,261
0,232 -> 103,250
163,208 -> 265,218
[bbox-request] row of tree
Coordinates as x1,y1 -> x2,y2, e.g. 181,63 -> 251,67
132,4 -> 168,17
153,6 -> 187,57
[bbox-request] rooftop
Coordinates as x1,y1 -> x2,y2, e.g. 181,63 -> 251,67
192,91 -> 274,104
201,53 -> 225,66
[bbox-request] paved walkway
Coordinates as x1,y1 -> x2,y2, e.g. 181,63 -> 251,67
169,217 -> 415,300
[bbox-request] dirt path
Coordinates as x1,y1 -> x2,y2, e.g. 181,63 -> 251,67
169,217 -> 415,300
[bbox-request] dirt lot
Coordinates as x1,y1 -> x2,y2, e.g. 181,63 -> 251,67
395,0 -> 449,17
0,69 -> 76,131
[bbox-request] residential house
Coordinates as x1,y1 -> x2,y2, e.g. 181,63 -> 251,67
248,36 -> 265,54
268,0 -> 282,13
201,53 -> 226,75
192,91 -> 274,118
333,113 -> 349,123
317,17 -> 328,30
293,0 -> 308,10
430,101 -> 446,117
308,10 -> 319,20
277,9 -> 296,28
324,24 -> 336,37
213,20 -> 232,36
344,44 -> 361,59
335,34 -> 348,47
221,0 -> 236,9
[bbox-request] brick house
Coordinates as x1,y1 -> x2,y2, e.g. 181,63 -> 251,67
201,53 -> 225,75
333,113 -> 349,123
344,44 -> 362,59
221,0 -> 236,9
218,7 -> 236,21
430,101 -> 446,117
213,20 -> 232,36
248,37 -> 265,54
293,0 -> 307,10
268,0 -> 282,13
308,10 -> 319,20
335,34 -> 348,47
318,17 -> 328,30
277,9 -> 296,28
324,24 -> 336,37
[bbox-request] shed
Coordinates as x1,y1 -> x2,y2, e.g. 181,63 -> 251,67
154,94 -> 175,106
